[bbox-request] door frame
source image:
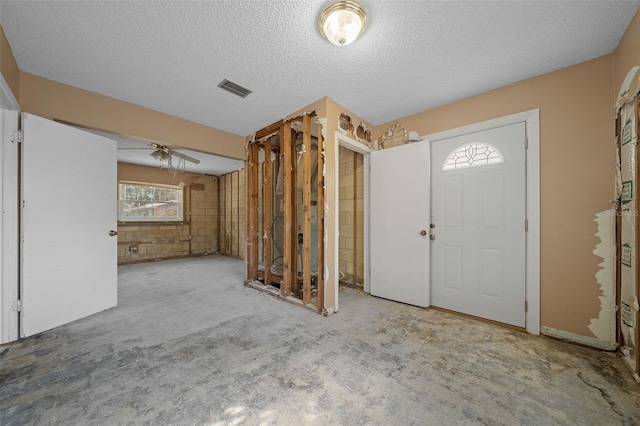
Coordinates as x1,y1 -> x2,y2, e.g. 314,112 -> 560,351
425,109 -> 540,335
0,73 -> 20,343
332,132 -> 373,311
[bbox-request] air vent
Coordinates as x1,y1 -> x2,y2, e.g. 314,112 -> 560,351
217,79 -> 252,98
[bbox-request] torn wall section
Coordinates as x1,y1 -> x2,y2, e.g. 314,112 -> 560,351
618,95 -> 638,373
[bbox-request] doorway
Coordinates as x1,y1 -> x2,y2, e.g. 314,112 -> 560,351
426,110 -> 540,333
351,110 -> 540,333
430,122 -> 527,327
338,146 -> 365,290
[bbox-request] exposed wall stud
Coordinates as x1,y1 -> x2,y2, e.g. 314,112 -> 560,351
246,142 -> 259,281
282,122 -> 293,296
264,138 -> 273,287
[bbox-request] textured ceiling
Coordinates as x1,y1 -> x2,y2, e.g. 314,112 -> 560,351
1,1 -> 639,137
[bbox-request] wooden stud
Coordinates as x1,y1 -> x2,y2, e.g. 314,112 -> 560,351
290,126 -> 299,297
247,143 -> 259,281
282,122 -> 293,296
317,126 -> 325,311
264,137 -> 273,287
236,170 -> 240,258
255,121 -> 283,141
225,173 -> 231,254
302,114 -> 312,304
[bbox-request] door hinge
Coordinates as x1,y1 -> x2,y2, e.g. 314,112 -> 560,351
525,219 -> 528,232
12,130 -> 22,144
525,300 -> 528,313
524,136 -> 528,150
12,300 -> 22,312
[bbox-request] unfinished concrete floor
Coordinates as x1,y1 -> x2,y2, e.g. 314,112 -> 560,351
1,256 -> 639,425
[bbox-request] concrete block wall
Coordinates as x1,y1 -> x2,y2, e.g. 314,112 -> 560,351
117,175 -> 219,264
338,146 -> 364,286
189,175 -> 219,255
219,168 -> 246,259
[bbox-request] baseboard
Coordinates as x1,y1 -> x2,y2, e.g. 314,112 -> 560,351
540,326 -> 616,351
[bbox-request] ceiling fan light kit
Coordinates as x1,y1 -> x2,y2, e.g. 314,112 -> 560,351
318,0 -> 367,46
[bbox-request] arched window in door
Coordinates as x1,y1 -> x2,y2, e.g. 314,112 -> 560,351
442,142 -> 504,171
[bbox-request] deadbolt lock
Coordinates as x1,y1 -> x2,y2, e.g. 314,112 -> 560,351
420,230 -> 427,236
108,230 -> 118,236
430,223 -> 435,228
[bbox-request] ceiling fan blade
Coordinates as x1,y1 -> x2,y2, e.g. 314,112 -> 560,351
170,150 -> 201,164
117,147 -> 154,150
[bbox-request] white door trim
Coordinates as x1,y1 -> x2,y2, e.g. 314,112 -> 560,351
333,132 -> 372,311
0,73 -> 20,343
0,73 -> 19,111
425,109 -> 540,335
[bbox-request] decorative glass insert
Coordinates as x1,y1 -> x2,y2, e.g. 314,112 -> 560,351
442,142 -> 504,171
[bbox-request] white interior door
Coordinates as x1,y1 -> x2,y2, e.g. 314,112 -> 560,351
370,141 -> 430,307
21,113 -> 117,337
431,123 -> 526,327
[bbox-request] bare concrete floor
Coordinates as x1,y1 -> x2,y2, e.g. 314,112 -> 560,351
1,255 -> 639,425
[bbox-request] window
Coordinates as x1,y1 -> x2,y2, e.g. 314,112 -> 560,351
118,182 -> 183,222
442,142 -> 504,171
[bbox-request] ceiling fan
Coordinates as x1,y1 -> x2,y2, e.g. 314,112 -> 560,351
147,143 -> 200,165
119,142 -> 201,165
118,142 -> 201,176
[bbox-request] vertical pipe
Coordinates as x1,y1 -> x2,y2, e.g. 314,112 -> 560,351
302,114 -> 312,304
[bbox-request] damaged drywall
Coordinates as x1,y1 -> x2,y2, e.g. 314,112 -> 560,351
616,65 -> 640,373
337,112 -> 372,148
588,209 -> 617,349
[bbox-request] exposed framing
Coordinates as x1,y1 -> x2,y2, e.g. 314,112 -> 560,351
425,109 -> 541,335
246,113 -> 325,312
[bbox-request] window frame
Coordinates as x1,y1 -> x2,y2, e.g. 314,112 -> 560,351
117,181 -> 186,224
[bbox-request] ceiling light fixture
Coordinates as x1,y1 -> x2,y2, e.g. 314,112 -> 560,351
318,0 -> 367,47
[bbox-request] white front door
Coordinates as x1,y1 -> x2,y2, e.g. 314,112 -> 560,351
370,141 -> 430,307
430,123 -> 526,327
21,113 -> 118,337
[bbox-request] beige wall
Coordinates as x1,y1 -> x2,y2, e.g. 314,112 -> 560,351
117,163 -> 219,263
373,55 -> 614,337
0,26 -> 19,102
118,162 -> 203,186
613,10 -> 640,96
19,72 -> 246,160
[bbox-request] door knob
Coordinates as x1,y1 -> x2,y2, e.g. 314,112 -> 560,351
430,223 -> 435,229
420,230 -> 427,236
430,234 -> 436,240
109,230 -> 118,236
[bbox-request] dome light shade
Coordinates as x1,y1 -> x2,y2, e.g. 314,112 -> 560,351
318,1 -> 367,46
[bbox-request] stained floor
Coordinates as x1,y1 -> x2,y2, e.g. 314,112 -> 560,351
1,256 -> 639,425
